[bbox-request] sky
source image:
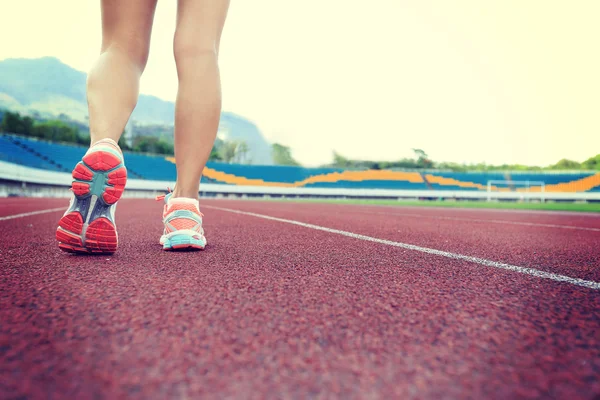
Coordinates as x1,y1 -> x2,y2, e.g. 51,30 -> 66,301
1,1 -> 599,167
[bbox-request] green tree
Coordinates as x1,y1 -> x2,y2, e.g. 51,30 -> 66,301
434,161 -> 468,172
208,137 -> 223,161
581,154 -> 600,170
233,141 -> 251,164
133,136 -> 174,155
390,158 -> 419,169
118,134 -> 131,151
22,116 -> 34,134
272,143 -> 300,166
328,151 -> 423,169
155,139 -> 173,155
209,147 -> 222,161
0,111 -> 88,144
549,158 -> 581,170
1,111 -> 28,134
32,120 -> 79,142
219,140 -> 241,163
331,151 -> 350,168
412,148 -> 433,168
75,134 -> 89,145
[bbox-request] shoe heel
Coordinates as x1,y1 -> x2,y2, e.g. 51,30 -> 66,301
71,150 -> 127,205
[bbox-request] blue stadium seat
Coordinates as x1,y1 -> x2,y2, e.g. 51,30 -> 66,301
429,172 -> 505,186
509,173 -> 590,185
122,152 -> 177,181
13,138 -> 85,171
306,180 -> 429,190
2,134 -> 599,192
0,135 -> 62,171
428,184 -> 480,191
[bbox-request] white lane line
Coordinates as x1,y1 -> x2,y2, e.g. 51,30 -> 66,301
359,204 -> 600,218
347,210 -> 600,232
204,205 -> 600,290
0,207 -> 64,221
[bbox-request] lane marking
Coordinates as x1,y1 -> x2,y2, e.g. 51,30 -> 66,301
204,205 -> 600,290
0,207 -> 64,221
332,202 -> 600,217
346,210 -> 600,232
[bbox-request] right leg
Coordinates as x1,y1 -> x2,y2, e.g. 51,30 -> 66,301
158,0 -> 229,251
172,0 -> 230,199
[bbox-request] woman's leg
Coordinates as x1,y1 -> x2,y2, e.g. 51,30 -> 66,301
87,0 -> 158,145
56,0 -> 158,254
172,0 -> 230,199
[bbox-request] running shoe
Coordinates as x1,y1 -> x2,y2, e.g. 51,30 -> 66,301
156,190 -> 206,251
56,138 -> 127,254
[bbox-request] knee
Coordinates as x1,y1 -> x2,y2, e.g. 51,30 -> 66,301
173,37 -> 218,66
102,31 -> 151,71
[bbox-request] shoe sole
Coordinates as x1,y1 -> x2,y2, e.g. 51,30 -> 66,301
162,233 -> 206,251
56,150 -> 127,254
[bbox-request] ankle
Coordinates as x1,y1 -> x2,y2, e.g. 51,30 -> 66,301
172,188 -> 199,200
90,137 -> 122,154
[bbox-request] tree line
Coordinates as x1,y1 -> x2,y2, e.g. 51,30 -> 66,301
0,110 -> 303,167
0,111 -> 246,163
326,149 -> 600,171
0,110 -> 88,145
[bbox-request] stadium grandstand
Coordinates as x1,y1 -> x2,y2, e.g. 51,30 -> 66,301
1,133 -> 599,200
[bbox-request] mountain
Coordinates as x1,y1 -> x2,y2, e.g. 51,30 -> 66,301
217,113 -> 275,166
0,57 -> 273,164
0,57 -> 88,120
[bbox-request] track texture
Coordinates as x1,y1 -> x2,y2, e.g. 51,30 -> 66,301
1,198 -> 599,399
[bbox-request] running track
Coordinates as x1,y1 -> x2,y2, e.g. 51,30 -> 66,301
1,198 -> 599,399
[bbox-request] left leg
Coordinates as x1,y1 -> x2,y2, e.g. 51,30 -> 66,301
87,0 -> 158,144
56,0 -> 158,254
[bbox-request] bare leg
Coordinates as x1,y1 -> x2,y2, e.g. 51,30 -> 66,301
172,0 -> 230,199
87,0 -> 158,145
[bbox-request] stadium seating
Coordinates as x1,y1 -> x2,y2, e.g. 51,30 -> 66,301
1,133 -> 599,192
508,173 -> 591,185
10,137 -> 85,172
0,135 -> 63,171
121,152 -> 176,181
305,180 -> 430,190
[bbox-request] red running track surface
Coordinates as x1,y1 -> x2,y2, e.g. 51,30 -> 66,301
1,198 -> 599,399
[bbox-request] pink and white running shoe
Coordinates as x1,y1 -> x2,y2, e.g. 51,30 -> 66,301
157,190 -> 206,251
56,138 -> 127,254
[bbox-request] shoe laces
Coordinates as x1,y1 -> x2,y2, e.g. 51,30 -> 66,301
155,187 -> 172,201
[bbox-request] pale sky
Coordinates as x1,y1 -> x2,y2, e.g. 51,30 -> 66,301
1,1 -> 599,167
